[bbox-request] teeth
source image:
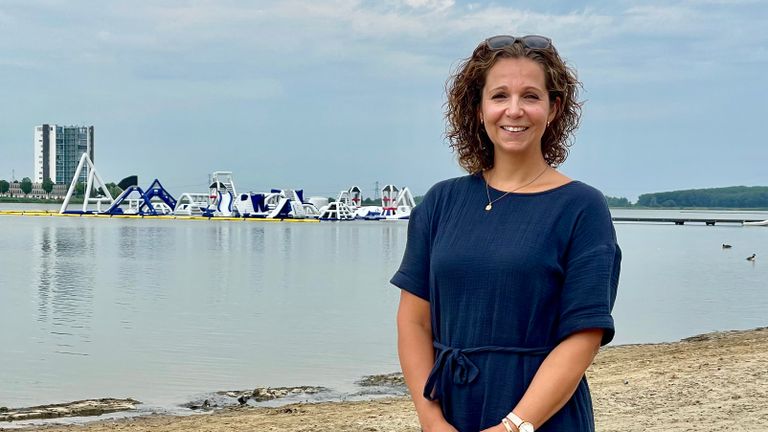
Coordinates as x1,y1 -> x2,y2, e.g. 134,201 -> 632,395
502,126 -> 527,132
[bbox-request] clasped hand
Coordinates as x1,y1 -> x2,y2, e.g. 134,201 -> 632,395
426,421 -> 506,432
479,423 -> 507,432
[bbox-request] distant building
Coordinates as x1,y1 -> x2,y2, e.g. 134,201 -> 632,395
34,124 -> 94,184
5,181 -> 68,199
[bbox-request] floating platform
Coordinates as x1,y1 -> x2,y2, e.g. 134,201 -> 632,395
0,210 -> 319,222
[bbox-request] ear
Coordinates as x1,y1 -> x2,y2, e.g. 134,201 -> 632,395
548,96 -> 561,124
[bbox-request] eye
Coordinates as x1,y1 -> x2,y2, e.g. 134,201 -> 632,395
524,93 -> 540,100
491,92 -> 507,100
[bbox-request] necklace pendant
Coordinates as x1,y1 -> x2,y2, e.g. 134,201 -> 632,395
485,203 -> 492,211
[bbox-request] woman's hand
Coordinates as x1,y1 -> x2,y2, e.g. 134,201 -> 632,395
422,418 -> 460,432
479,422 -> 508,432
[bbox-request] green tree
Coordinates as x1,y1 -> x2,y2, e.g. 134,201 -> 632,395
42,177 -> 54,196
0,180 -> 9,195
661,199 -> 677,207
75,182 -> 85,197
20,177 -> 33,197
105,182 -> 123,198
362,197 -> 382,206
605,195 -> 631,207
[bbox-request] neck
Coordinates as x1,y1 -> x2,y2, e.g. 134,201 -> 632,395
486,154 -> 550,188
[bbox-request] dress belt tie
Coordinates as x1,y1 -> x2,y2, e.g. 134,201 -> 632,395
423,341 -> 553,401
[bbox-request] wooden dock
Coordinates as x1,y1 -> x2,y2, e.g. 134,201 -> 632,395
611,217 -> 764,226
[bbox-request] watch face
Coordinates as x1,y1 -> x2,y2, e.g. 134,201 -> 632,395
520,422 -> 535,432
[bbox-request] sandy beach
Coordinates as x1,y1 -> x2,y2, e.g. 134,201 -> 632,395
5,327 -> 767,432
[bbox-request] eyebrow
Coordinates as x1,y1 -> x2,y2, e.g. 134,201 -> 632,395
486,85 -> 545,93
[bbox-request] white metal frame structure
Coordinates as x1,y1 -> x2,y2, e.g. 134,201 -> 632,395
59,153 -> 114,214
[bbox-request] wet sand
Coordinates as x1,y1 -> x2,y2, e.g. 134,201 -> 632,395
6,327 -> 767,432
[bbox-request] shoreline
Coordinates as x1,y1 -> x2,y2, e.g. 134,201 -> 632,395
4,326 -> 767,431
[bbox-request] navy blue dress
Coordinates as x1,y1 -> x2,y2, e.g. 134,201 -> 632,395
391,174 -> 621,432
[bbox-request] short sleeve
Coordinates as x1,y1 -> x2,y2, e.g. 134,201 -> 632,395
389,189 -> 435,301
557,193 -> 621,346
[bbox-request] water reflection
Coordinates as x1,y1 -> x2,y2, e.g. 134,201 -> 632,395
381,223 -> 403,263
36,226 -> 54,322
34,224 -> 96,357
247,226 -> 266,254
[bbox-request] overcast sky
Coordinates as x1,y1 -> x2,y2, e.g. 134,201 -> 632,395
1,0 -> 765,201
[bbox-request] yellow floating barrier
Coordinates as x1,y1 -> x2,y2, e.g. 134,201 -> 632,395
0,210 -> 321,223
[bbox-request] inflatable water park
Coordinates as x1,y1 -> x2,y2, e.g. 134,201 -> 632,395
3,153 -> 416,222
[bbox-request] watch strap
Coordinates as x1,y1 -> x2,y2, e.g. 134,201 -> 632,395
505,412 -> 524,428
505,412 -> 534,432
501,417 -> 515,432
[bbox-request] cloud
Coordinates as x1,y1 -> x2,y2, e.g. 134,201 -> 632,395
2,1 -> 765,97
1,0 -> 766,197
3,1 -> 757,85
398,0 -> 455,11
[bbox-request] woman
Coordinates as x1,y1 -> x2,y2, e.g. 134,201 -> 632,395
391,35 -> 621,432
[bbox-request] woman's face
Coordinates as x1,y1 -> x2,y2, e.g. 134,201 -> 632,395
480,57 -> 558,161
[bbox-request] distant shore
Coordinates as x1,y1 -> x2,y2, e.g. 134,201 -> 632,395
4,327 -> 767,431
0,199 -> 59,203
0,197 -> 72,204
3,200 -> 768,213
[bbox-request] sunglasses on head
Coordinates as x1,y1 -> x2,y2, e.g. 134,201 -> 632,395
485,35 -> 552,50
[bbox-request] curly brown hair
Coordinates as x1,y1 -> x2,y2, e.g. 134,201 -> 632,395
445,37 -> 582,173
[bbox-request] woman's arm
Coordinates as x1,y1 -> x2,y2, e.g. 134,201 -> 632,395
481,328 -> 604,432
397,290 -> 458,432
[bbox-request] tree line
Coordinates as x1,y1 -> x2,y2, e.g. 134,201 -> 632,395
635,186 -> 768,208
605,186 -> 768,208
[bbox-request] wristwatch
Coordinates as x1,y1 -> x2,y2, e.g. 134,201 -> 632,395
506,412 -> 535,432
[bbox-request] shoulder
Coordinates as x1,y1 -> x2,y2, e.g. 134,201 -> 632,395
542,181 -> 612,227
538,180 -> 607,209
560,181 -> 609,205
559,181 -> 615,235
411,175 -> 475,226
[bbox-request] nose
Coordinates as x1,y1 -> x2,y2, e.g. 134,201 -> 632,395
505,97 -> 525,117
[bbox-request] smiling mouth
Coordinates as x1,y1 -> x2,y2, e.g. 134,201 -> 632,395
501,126 -> 528,132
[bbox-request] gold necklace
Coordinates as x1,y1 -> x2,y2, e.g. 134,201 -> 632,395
484,166 -> 549,211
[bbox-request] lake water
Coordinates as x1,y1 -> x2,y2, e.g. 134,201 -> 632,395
1,204 -> 766,411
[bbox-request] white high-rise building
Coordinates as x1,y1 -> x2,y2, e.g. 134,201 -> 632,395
34,124 -> 94,184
